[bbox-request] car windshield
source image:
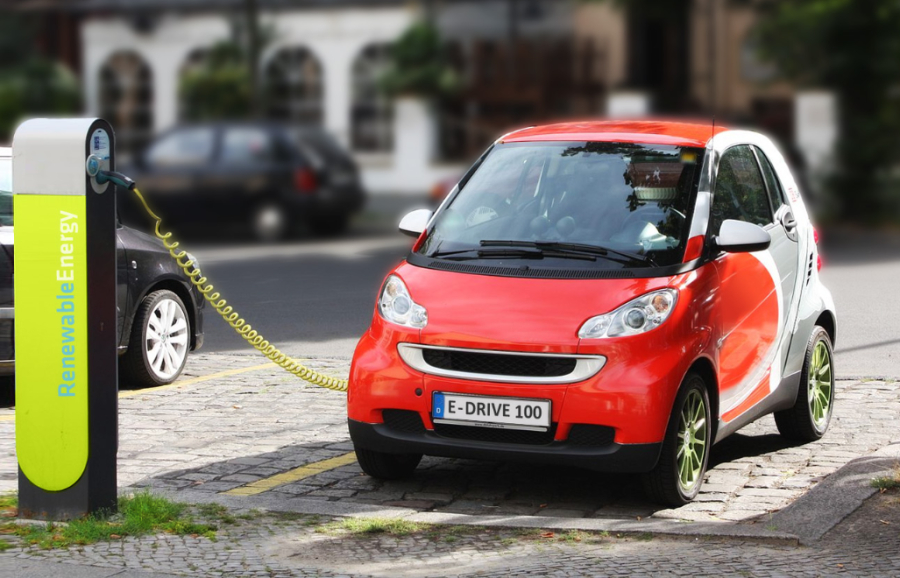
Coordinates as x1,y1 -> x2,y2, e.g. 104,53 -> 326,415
0,158 -> 11,226
416,142 -> 704,268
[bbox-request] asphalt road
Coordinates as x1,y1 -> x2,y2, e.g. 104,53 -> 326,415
192,227 -> 900,379
194,235 -> 410,359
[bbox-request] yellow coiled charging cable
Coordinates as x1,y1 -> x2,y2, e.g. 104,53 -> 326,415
130,186 -> 349,392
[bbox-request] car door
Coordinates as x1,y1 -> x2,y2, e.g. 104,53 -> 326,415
115,226 -> 130,345
752,146 -> 801,373
134,126 -> 217,220
0,189 -> 15,368
212,127 -> 284,213
0,182 -> 12,369
709,145 -> 783,421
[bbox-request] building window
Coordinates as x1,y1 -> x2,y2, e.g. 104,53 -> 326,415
98,51 -> 153,158
264,47 -> 324,125
178,47 -> 210,121
350,44 -> 393,152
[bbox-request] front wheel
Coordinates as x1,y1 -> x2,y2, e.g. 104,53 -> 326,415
121,290 -> 191,388
643,373 -> 711,506
355,447 -> 422,480
775,326 -> 835,441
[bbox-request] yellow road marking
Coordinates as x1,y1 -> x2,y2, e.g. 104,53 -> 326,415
0,361 -> 276,422
223,452 -> 357,496
118,362 -> 275,398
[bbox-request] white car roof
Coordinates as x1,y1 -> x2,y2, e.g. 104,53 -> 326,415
0,147 -> 10,158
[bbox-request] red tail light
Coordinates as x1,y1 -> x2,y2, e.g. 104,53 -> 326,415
813,228 -> 820,244
294,167 -> 317,194
817,255 -> 823,271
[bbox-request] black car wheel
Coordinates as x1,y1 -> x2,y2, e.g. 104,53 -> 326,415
775,326 -> 835,441
252,202 -> 289,242
121,289 -> 191,387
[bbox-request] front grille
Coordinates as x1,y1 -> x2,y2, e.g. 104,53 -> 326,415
382,409 -> 426,434
433,422 -> 557,445
422,349 -> 576,378
566,424 -> 615,447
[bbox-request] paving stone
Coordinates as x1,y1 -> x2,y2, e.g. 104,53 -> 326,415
0,354 -> 896,576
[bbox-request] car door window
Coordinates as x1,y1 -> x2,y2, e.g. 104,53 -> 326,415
754,147 -> 787,214
145,128 -> 215,168
711,145 -> 773,234
0,158 -> 11,225
220,128 -> 274,165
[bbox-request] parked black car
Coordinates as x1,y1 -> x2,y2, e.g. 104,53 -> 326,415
0,148 -> 204,387
121,123 -> 366,241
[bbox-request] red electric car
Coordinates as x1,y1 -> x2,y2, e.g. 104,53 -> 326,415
348,120 -> 836,505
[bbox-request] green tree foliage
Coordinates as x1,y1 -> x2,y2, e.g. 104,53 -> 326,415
179,41 -> 252,121
753,0 -> 900,221
0,14 -> 81,141
379,22 -> 460,98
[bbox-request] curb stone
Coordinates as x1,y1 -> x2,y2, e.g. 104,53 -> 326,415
139,441 -> 900,548
770,441 -> 900,544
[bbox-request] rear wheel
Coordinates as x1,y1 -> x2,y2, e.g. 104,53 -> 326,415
775,326 -> 835,441
355,447 -> 422,480
251,202 -> 289,242
643,373 -> 711,506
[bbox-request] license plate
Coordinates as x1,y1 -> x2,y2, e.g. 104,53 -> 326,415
432,392 -> 551,431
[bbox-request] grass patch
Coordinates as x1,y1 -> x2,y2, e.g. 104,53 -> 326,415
317,517 -> 423,537
871,467 -> 900,492
3,491 -> 217,549
559,530 -> 590,543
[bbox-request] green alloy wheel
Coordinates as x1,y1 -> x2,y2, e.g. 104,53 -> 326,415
775,326 -> 835,441
677,388 -> 708,494
808,341 -> 833,429
643,373 -> 711,506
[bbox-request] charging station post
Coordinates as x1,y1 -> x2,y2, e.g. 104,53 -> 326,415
13,118 -> 118,519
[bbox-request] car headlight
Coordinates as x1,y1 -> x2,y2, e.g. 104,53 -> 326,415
578,289 -> 678,339
378,275 -> 428,329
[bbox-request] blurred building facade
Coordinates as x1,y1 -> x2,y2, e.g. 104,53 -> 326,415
10,0 -> 831,195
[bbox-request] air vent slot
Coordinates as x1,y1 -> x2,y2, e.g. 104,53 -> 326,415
806,252 -> 814,286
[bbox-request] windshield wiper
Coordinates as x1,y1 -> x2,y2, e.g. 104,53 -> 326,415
428,246 -> 595,262
480,240 -> 658,267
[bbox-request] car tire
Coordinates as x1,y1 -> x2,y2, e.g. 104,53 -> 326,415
775,326 -> 835,442
355,447 -> 422,480
642,372 -> 711,506
121,290 -> 191,388
252,202 -> 290,242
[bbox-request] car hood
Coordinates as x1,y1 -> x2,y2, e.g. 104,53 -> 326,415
394,261 -> 674,353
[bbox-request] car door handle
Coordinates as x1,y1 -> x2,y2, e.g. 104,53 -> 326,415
782,212 -> 797,231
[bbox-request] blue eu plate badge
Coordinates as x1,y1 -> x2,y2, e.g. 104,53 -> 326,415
433,393 -> 445,417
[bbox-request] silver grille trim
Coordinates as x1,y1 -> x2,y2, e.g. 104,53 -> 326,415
397,343 -> 606,385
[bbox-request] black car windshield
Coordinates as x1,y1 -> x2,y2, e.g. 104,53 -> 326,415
417,142 -> 704,268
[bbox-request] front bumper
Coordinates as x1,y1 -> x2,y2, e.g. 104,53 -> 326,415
349,418 -> 662,473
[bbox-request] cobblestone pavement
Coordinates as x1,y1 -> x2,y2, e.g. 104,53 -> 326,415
2,489 -> 899,577
0,352 -> 898,576
1,353 -> 898,522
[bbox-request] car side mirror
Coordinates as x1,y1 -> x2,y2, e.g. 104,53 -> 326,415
714,219 -> 771,253
399,209 -> 433,238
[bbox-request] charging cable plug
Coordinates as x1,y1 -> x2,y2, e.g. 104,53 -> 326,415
96,170 -> 136,191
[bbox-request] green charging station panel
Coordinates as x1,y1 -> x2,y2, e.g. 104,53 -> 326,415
15,194 -> 89,491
